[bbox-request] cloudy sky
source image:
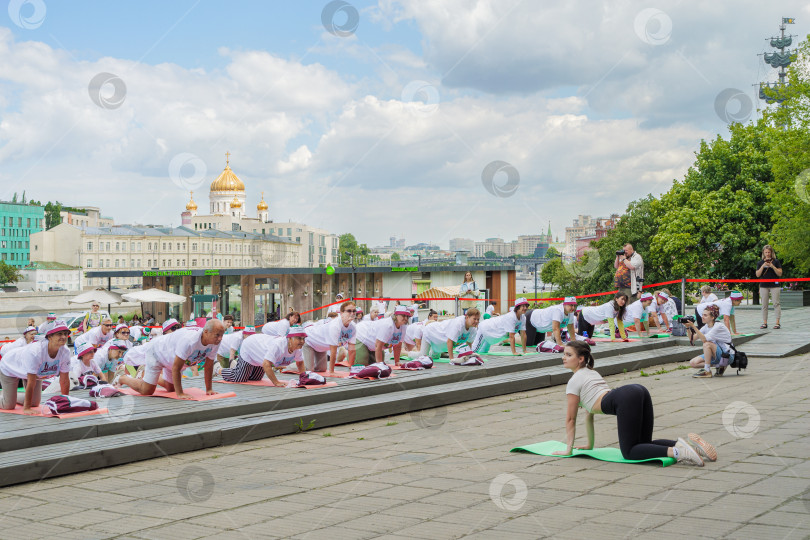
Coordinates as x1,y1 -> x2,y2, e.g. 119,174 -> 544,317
0,1 -> 807,249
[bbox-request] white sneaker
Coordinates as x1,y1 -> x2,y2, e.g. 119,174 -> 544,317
214,363 -> 223,377
675,437 -> 704,466
688,433 -> 717,462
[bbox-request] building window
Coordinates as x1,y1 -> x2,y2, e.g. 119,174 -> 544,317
177,259 -> 180,266
163,243 -> 166,250
115,259 -> 119,268
192,243 -> 197,251
176,243 -> 180,250
192,259 -> 197,267
137,242 -> 141,251
116,242 -> 120,251
86,260 -> 92,268
106,242 -> 110,251
87,241 -> 93,251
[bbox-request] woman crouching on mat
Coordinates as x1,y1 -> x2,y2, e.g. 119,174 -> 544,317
217,326 -> 307,386
552,340 -> 716,466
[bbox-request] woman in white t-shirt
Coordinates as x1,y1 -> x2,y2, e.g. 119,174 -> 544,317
621,292 -> 660,338
355,306 -> 410,365
472,299 -> 528,355
0,322 -> 72,414
527,297 -> 578,347
420,309 -> 480,360
684,304 -> 733,378
694,286 -> 718,329
261,312 -> 301,337
74,317 -> 115,351
0,326 -> 37,357
552,341 -> 715,466
303,301 -> 357,372
577,294 -> 628,341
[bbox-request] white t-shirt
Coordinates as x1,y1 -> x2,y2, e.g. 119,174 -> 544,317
305,316 -> 357,353
376,301 -> 387,316
530,305 -> 571,332
0,340 -> 71,380
696,297 -> 735,318
70,354 -> 102,379
92,341 -> 127,373
1,337 -> 30,356
261,320 -> 290,337
703,322 -> 732,352
581,302 -> 618,325
74,326 -> 114,349
327,303 -> 342,314
129,325 -> 145,341
405,321 -> 425,345
356,318 -> 406,349
217,330 -> 247,356
700,293 -> 719,304
566,368 -> 610,414
239,334 -> 302,368
149,327 -> 217,369
623,300 -> 654,324
409,303 -> 419,321
422,316 -> 476,345
486,304 -> 495,316
478,310 -> 526,338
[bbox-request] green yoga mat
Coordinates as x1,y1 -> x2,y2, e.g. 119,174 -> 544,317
510,440 -> 676,466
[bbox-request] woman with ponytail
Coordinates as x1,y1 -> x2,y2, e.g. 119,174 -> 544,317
553,340 -> 717,466
578,293 -> 628,340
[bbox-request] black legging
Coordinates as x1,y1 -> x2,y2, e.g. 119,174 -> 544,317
524,310 -> 545,346
600,384 -> 676,460
577,313 -> 595,339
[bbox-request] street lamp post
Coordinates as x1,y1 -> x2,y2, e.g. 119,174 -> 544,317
534,261 -> 539,302
344,251 -> 355,301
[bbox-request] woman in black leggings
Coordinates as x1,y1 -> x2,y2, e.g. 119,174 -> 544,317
552,341 -> 717,465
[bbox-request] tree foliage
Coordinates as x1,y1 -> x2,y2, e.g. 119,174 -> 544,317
484,251 -> 497,259
0,260 -> 23,285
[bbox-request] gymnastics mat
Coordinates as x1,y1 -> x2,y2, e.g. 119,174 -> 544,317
510,440 -> 675,467
216,379 -> 338,389
0,404 -> 109,419
646,333 -> 671,338
119,387 -> 236,401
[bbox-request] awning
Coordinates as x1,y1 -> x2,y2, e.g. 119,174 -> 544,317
416,285 -> 462,299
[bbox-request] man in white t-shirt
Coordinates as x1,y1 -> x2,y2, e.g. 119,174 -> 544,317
528,297 -> 577,347
216,326 -> 256,368
622,292 -> 659,338
114,320 -> 225,399
327,293 -> 345,315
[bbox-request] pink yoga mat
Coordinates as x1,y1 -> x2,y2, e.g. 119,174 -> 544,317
216,379 -> 338,389
0,404 -> 109,418
280,370 -> 351,378
119,387 -> 236,400
391,365 -> 422,371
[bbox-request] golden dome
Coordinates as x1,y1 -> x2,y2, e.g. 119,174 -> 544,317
210,152 -> 245,192
185,191 -> 197,211
229,195 -> 243,209
257,192 -> 268,211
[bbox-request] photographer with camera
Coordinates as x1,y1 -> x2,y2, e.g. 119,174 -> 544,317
613,244 -> 644,301
684,304 -> 732,378
756,245 -> 782,330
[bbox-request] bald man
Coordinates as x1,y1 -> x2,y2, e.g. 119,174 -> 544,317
114,320 -> 225,399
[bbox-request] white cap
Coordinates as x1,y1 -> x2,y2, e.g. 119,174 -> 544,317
394,305 -> 410,316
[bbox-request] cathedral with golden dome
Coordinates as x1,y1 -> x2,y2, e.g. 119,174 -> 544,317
182,152 -> 271,231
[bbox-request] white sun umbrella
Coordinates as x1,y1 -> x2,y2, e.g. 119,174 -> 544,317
69,288 -> 123,306
121,288 -> 187,303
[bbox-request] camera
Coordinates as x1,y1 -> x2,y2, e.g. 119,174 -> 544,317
616,249 -> 626,256
674,315 -> 695,324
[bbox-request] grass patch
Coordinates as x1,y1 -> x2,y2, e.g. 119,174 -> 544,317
386,421 -> 398,426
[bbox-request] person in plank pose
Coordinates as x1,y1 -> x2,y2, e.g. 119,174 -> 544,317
420,309 -> 480,361
262,312 -> 301,337
216,326 -> 256,368
552,340 -> 716,466
526,297 -> 578,347
0,322 -> 72,414
113,320 -> 225,399
217,326 -> 306,386
303,301 -> 358,373
355,306 -> 410,366
472,299 -> 528,355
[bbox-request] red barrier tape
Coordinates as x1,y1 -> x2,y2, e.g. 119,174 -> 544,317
686,278 -> 810,283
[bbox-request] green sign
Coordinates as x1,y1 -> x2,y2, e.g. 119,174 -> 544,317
391,267 -> 418,272
143,270 -> 192,277
204,269 -> 220,276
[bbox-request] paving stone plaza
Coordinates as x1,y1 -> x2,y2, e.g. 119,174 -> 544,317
1,307 -> 808,539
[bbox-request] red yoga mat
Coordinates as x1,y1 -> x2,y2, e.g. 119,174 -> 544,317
118,387 -> 236,401
216,379 -> 339,389
280,369 -> 351,378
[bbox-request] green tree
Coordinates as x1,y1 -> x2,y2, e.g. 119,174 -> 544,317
338,233 -> 373,266
484,251 -> 497,259
44,201 -> 63,230
540,258 -> 564,289
390,252 -> 401,261
545,246 -> 561,258
0,260 -> 23,285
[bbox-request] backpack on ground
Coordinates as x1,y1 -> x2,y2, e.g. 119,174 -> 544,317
727,343 -> 748,375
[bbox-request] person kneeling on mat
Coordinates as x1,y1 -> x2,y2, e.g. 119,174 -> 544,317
472,298 -> 528,355
527,297 -> 578,347
621,292 -> 660,338
218,326 -> 306,386
303,301 -> 357,373
354,306 -> 410,366
552,340 -> 716,466
684,304 -> 732,378
419,309 -> 480,361
113,320 -> 225,399
578,293 -> 628,341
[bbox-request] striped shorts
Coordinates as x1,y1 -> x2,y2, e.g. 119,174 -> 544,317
221,359 -> 265,382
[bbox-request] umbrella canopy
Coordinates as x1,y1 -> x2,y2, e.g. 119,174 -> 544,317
69,288 -> 123,305
416,285 -> 462,299
122,288 -> 187,304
